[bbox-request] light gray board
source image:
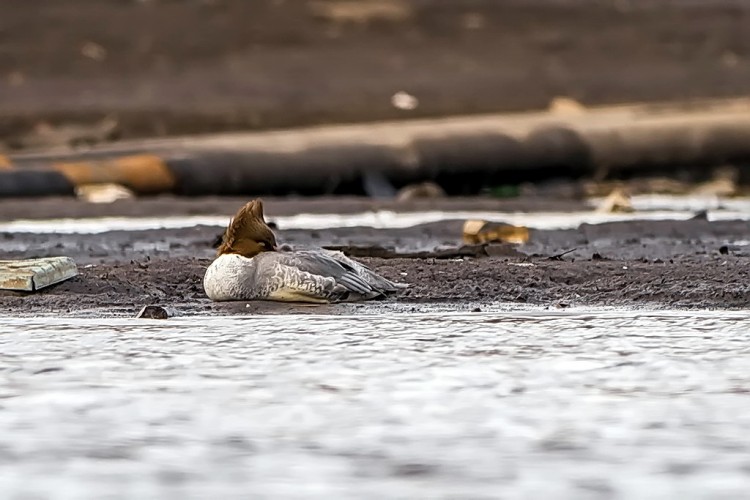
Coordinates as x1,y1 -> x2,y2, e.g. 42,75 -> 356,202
0,257 -> 78,291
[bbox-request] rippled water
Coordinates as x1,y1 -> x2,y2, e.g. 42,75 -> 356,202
1,311 -> 749,499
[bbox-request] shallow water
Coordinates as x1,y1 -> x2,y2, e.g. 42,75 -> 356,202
1,195 -> 749,234
1,310 -> 749,499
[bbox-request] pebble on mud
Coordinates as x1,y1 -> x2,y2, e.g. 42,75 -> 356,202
136,305 -> 175,319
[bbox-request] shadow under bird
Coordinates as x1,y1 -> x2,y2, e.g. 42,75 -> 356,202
203,200 -> 407,303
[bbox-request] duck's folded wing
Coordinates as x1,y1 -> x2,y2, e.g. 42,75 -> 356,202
275,251 -> 379,296
266,265 -> 349,303
322,250 -> 408,292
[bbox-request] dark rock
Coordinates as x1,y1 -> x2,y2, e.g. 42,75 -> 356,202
136,305 -> 175,319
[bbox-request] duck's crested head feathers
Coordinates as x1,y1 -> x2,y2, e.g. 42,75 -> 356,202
217,199 -> 278,258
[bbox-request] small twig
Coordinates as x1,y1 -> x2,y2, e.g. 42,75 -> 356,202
547,247 -> 578,261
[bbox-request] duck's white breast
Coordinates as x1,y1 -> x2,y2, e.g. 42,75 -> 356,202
203,253 -> 261,301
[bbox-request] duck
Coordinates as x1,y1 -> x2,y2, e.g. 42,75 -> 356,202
203,199 -> 407,303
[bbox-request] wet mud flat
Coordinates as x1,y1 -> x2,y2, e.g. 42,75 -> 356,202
1,214 -> 747,316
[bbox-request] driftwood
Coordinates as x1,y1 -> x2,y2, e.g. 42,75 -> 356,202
4,98 -> 750,196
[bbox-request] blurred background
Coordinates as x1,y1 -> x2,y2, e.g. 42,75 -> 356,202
1,0 -> 749,140
1,0 -> 750,203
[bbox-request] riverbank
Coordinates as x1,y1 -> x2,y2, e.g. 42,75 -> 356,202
1,197 -> 747,316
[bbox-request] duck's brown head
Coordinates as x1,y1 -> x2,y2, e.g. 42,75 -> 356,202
217,199 -> 278,258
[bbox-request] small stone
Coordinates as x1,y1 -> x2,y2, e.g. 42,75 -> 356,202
136,305 -> 174,319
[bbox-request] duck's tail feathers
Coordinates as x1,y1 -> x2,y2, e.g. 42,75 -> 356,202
362,269 -> 409,293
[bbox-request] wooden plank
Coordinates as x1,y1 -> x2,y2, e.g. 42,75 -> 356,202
0,257 -> 78,291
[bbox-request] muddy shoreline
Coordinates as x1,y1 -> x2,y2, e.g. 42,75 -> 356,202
1,198 -> 747,315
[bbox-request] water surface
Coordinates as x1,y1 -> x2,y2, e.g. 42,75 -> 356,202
1,310 -> 749,499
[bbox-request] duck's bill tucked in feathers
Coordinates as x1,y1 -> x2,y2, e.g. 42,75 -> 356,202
218,199 -> 277,258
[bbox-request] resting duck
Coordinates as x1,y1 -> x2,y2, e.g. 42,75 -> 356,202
203,200 -> 407,303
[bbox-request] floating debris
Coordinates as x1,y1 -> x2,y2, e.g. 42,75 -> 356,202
462,220 -> 530,245
0,257 -> 78,292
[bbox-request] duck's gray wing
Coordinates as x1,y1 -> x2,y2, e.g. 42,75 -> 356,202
263,263 -> 351,303
274,250 -> 379,297
321,250 -> 408,292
